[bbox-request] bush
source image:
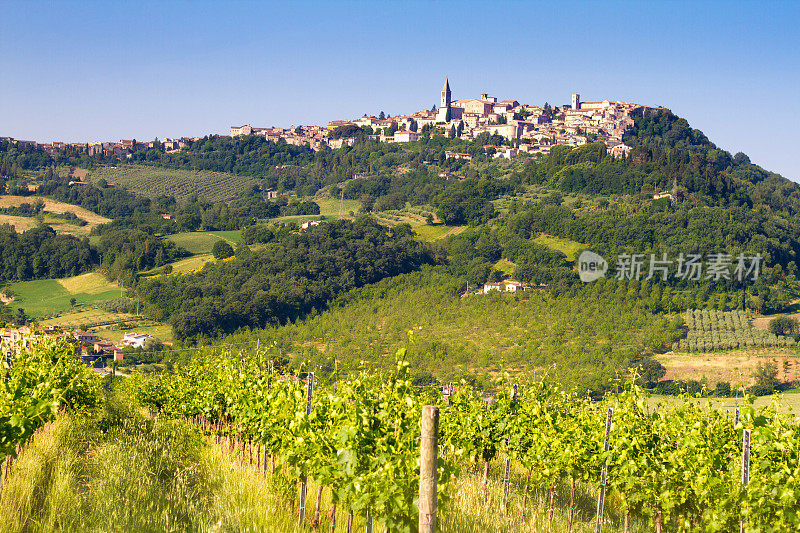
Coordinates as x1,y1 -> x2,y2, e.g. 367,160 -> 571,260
713,381 -> 732,397
211,240 -> 234,260
769,316 -> 799,336
747,384 -> 774,397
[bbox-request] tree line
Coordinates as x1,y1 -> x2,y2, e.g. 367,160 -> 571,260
135,218 -> 429,342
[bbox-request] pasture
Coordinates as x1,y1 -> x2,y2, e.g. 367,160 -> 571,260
0,214 -> 38,232
649,389 -> 800,416
167,231 -> 239,255
313,198 -> 362,217
39,308 -> 135,329
413,224 -> 467,242
3,272 -> 121,317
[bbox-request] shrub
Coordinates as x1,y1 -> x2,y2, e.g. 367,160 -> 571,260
211,240 -> 234,260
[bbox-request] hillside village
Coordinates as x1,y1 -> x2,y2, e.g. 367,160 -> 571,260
1,325 -> 153,370
2,79 -> 660,163
234,80 -> 661,158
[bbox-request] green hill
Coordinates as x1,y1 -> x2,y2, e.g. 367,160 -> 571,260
224,267 -> 683,391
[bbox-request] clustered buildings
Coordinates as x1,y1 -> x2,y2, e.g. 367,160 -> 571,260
2,79 -> 660,162
1,326 -> 155,368
0,136 -> 196,159
233,79 -> 661,159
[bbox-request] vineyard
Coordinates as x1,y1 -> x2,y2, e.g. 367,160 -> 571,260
673,309 -> 797,352
0,339 -> 102,477
89,165 -> 262,202
117,346 -> 800,532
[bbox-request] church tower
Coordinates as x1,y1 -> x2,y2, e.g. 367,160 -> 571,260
441,78 -> 451,110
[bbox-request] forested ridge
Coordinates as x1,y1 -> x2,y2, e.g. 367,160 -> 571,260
136,217 -> 428,341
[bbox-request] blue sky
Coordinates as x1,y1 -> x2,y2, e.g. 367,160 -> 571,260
1,0 -> 798,180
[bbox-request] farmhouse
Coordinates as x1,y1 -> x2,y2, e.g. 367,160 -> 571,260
121,332 -> 153,349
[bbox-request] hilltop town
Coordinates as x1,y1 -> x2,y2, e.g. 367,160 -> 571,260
2,80 -> 660,162
232,80 -> 661,159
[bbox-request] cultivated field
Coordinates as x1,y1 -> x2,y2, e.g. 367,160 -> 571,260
3,272 -> 121,317
0,196 -> 111,226
89,165 -> 261,202
167,231 -> 239,255
658,349 -> 800,386
0,196 -> 110,235
0,214 -> 38,232
413,223 -> 467,241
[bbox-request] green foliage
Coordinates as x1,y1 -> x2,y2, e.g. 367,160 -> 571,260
125,348 -> 454,530
674,309 -> 796,352
137,218 -> 428,341
211,240 -> 234,260
0,225 -> 93,284
222,267 -> 684,393
99,227 -> 187,282
0,337 -> 102,461
752,361 -> 778,391
129,363 -> 800,532
768,316 -> 799,337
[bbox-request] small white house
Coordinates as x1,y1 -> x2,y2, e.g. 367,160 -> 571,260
120,332 -> 153,349
301,220 -> 324,230
481,281 -> 528,294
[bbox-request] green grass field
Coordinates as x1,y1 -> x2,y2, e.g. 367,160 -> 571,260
169,254 -> 216,273
167,232 -> 239,255
413,224 -> 467,242
534,234 -> 585,261
493,258 -> 518,276
227,267 -> 681,389
88,165 -> 261,202
313,198 -> 361,217
3,273 -> 122,318
205,230 -> 242,243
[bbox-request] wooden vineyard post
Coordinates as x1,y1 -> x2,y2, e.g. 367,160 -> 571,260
365,511 -> 373,533
298,372 -> 315,528
734,407 -> 740,426
419,405 -> 439,533
740,428 -> 751,533
595,408 -> 613,533
501,458 -> 511,514
501,383 -> 518,514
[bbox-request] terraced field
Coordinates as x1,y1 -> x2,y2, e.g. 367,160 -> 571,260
89,165 -> 261,202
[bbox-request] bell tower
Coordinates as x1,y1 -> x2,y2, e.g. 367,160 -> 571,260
441,78 -> 451,110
